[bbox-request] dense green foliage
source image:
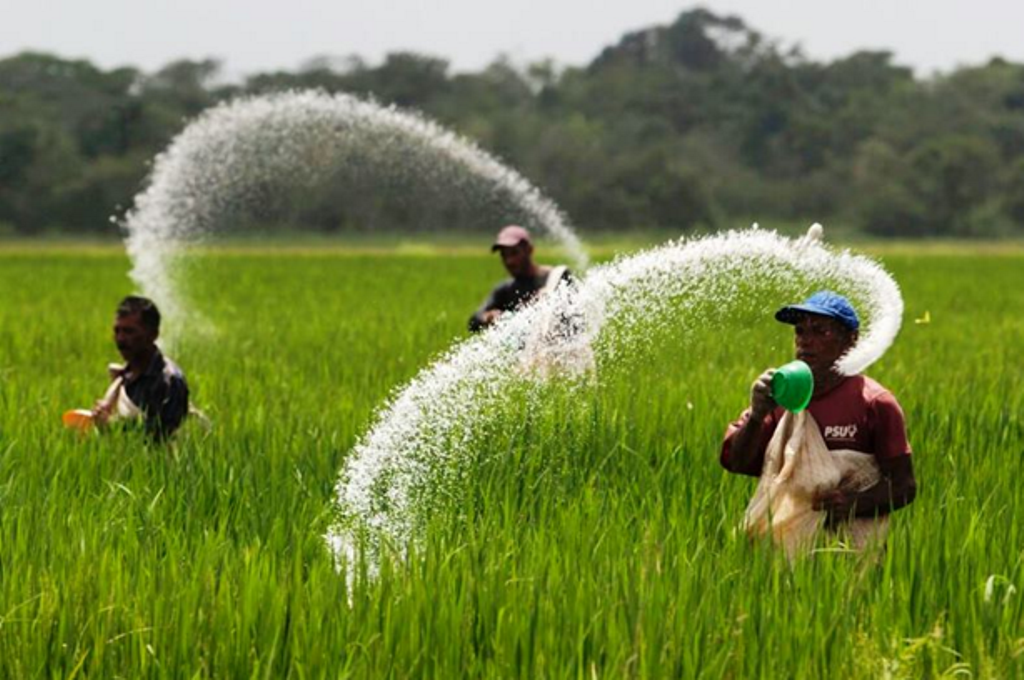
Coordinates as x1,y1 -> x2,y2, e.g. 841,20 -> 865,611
3,9 -> 1024,238
0,243 -> 1021,677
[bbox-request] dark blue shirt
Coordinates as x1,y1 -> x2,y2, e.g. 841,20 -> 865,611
121,349 -> 189,440
468,267 -> 573,332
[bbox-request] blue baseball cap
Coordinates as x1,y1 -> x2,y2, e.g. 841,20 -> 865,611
775,290 -> 860,331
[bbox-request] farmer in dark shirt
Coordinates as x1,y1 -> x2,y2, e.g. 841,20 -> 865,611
93,296 -> 189,440
721,291 -> 917,526
468,225 -> 573,332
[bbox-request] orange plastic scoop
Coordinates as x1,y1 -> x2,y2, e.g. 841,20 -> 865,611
62,409 -> 95,432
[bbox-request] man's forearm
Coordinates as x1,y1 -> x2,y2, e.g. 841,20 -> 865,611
850,478 -> 916,518
723,414 -> 766,474
844,456 -> 917,518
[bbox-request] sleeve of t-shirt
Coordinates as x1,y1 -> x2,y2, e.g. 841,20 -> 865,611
868,392 -> 912,460
720,408 -> 779,477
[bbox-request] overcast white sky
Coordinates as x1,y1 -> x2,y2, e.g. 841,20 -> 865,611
2,0 -> 1022,79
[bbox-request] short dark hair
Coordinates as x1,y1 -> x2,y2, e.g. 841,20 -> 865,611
117,295 -> 161,332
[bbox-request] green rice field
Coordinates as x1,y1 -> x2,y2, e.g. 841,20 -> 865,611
0,241 -> 1022,678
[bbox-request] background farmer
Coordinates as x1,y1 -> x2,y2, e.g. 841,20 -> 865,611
92,295 -> 190,440
468,225 -> 573,332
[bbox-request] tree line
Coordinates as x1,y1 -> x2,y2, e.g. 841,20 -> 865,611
3,8 -> 1024,238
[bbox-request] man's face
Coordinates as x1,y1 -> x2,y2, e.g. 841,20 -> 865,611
114,312 -> 157,363
498,242 -> 534,278
793,313 -> 857,377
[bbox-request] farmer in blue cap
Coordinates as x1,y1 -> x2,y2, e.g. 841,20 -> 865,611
721,290 -> 917,528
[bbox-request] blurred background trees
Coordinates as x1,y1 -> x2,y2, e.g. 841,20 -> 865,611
1,8 -> 1023,238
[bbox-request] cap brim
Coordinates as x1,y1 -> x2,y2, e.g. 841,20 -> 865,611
491,239 -> 527,251
775,303 -> 835,325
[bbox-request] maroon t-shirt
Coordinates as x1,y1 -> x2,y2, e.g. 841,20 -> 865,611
721,374 -> 912,477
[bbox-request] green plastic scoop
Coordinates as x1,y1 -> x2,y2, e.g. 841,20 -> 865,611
771,360 -> 814,413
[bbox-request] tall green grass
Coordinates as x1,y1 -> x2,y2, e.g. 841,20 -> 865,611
0,246 -> 1020,677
